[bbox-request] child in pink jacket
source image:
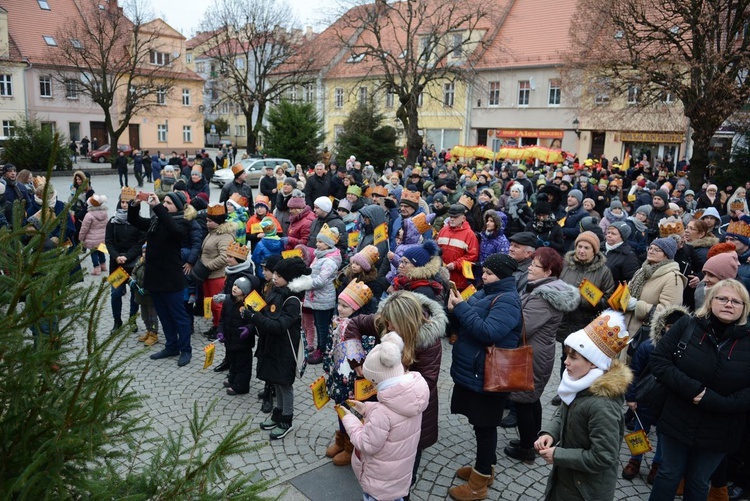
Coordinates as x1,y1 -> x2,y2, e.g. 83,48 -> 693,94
341,333 -> 429,501
78,194 -> 109,275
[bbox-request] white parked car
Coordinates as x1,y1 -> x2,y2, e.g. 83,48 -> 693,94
211,157 -> 294,188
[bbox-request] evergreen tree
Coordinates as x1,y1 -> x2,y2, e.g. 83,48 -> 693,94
0,169 -> 266,499
1,117 -> 72,171
263,100 -> 324,166
335,102 -> 399,169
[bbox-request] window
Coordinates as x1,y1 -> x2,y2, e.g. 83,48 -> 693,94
235,57 -> 245,69
661,91 -> 675,104
386,91 -> 395,108
69,122 -> 80,141
443,82 -> 455,107
235,125 -> 246,136
0,75 -> 12,96
358,86 -> 368,105
38,0 -> 50,9
41,122 -> 55,133
334,124 -> 344,141
627,85 -> 640,104
71,39 -> 83,49
196,62 -> 205,73
518,80 -> 530,106
43,35 -> 57,46
594,79 -> 611,105
39,76 -> 52,98
548,79 -> 561,106
157,124 -> 167,142
288,86 -> 298,102
182,89 -> 191,106
149,51 -> 171,66
334,88 -> 344,108
304,83 -> 314,103
451,33 -> 463,58
2,120 -> 15,137
186,53 -> 192,63
156,87 -> 166,105
65,79 -> 79,99
488,81 -> 500,106
183,126 -> 192,143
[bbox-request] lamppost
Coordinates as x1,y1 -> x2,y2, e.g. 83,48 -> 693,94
572,118 -> 581,138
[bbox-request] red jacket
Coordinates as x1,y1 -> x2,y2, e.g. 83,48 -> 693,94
285,206 -> 316,249
437,220 -> 479,290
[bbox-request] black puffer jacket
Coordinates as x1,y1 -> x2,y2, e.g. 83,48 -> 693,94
221,299 -> 255,352
105,217 -> 146,272
651,314 -> 750,452
604,242 -> 641,283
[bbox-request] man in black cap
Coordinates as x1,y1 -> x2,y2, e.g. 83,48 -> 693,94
329,164 -> 348,200
508,231 -> 538,293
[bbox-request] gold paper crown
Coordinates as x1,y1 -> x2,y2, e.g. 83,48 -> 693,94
363,186 -> 373,198
458,194 -> 475,210
207,204 -> 227,216
226,241 -> 249,260
231,163 -> 244,176
730,200 -> 745,211
339,279 -> 373,310
357,245 -> 380,266
727,219 -> 750,238
411,212 -> 432,234
694,209 -> 705,220
319,223 -> 340,244
120,187 -> 137,201
230,192 -> 248,207
659,216 -> 684,237
401,189 -> 420,205
372,185 -> 389,197
584,313 -> 630,358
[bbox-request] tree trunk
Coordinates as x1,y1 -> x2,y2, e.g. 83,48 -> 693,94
398,101 -> 422,165
688,124 -> 713,190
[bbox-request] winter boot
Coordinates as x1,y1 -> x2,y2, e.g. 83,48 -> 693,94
708,486 -> 730,501
647,462 -> 660,485
456,465 -> 494,487
137,331 -> 150,342
144,332 -> 158,346
306,348 -> 323,365
270,414 -> 293,440
448,468 -> 491,501
326,431 -> 345,458
213,357 -> 229,372
622,458 -> 641,480
260,389 -> 274,413
332,435 -> 353,466
261,408 -> 282,430
503,445 -> 535,463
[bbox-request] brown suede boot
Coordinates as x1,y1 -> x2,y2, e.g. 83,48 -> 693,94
144,332 -> 158,346
325,431 -> 345,458
137,331 -> 150,342
708,485 -> 729,501
332,435 -> 353,466
456,465 -> 494,486
449,468 -> 490,501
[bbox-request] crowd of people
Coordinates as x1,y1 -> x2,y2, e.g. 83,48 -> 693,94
2,150 -> 750,501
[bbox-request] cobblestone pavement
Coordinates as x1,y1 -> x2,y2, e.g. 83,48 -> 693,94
66,173 -> 656,500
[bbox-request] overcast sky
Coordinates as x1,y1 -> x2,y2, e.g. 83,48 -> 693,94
152,0 -> 338,38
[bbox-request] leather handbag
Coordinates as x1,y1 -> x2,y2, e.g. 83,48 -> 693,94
483,296 -> 534,393
190,259 -> 210,283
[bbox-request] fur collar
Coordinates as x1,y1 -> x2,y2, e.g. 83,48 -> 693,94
650,304 -> 692,345
377,292 -> 447,351
563,250 -> 608,272
184,204 -> 198,221
689,235 -> 719,249
211,221 -> 237,235
589,359 -> 633,398
403,255 -> 443,281
530,279 -> 580,313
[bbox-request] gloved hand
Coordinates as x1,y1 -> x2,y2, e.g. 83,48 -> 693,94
212,293 -> 226,304
217,331 -> 225,343
627,297 -> 638,311
239,326 -> 250,340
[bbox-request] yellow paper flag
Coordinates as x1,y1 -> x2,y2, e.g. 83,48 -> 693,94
373,223 -> 387,246
244,290 -> 267,311
282,249 -> 303,259
203,343 -> 215,369
462,261 -> 474,280
106,267 -> 129,288
250,222 -> 263,234
624,429 -> 652,455
310,375 -> 330,410
334,404 -> 347,419
579,279 -> 604,307
354,378 -> 377,401
348,231 -> 360,248
608,283 -> 625,310
619,284 -> 631,313
203,297 -> 212,319
411,213 -> 431,234
461,284 -> 477,301
558,217 -> 566,227
97,242 -> 109,254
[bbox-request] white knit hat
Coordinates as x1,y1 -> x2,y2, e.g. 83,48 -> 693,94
314,196 -> 333,213
363,332 -> 405,385
564,310 -> 630,371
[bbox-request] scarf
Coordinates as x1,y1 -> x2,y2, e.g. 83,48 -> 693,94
226,260 -> 252,275
314,248 -> 335,259
557,367 -> 605,405
392,275 -> 444,296
111,208 -> 128,224
627,215 -> 647,233
34,192 -> 56,208
603,208 -> 627,224
605,241 -> 623,253
531,214 -> 556,233
507,195 -> 524,220
628,259 -> 672,299
161,176 -> 176,186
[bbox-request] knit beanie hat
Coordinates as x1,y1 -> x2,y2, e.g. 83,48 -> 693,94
432,192 -> 447,204
568,189 -> 583,203
483,253 -> 518,279
610,221 -> 632,241
703,253 -> 739,281
362,332 -> 405,385
575,231 -> 600,253
288,189 -> 307,209
260,216 -> 277,236
403,240 -> 440,267
273,256 -> 311,283
707,242 -> 737,259
314,196 -> 333,213
284,177 -> 297,188
260,254 -> 283,272
609,199 -> 623,210
564,309 -> 629,371
87,194 -> 107,207
651,237 -> 677,260
510,183 -> 524,195
350,245 -> 380,272
653,190 -> 669,205
316,224 -> 340,248
165,191 -> 186,211
233,276 -> 253,295
635,205 -> 652,216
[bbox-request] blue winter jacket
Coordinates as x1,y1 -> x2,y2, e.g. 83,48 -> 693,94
251,237 -> 284,275
450,276 -> 522,394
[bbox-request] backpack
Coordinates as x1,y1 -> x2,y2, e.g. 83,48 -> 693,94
284,296 -> 307,379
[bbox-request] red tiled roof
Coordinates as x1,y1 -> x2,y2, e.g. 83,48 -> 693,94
187,29 -> 221,50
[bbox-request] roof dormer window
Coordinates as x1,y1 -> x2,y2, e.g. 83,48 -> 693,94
43,36 -> 57,46
38,0 -> 50,10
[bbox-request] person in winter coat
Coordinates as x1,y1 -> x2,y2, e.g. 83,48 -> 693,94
649,280 -> 750,501
337,245 -> 388,315
251,217 -> 284,275
79,194 -> 109,275
186,169 -> 210,200
225,197 -> 248,245
344,291 -> 447,494
356,203 -> 388,271
599,199 -> 629,235
245,195 -> 282,251
437,204 -> 480,291
274,178 -> 298,235
390,241 -> 447,303
696,184 -> 723,212
106,196 -> 146,331
603,221 -> 641,283
624,237 -> 687,337
200,205 -> 236,337
130,245 -> 159,345
154,166 -> 177,200
535,310 -> 633,501
504,183 -> 533,238
479,210 -> 509,264
290,225 -> 343,364
561,190 -> 588,251
219,165 -> 254,206
683,219 -> 719,307
306,197 -> 347,254
243,257 -> 311,439
504,248 -> 580,463
217,276 -> 259,395
303,163 -> 331,207
128,192 -> 193,367
115,151 -> 129,188
340,333 -> 429,501
525,195 -> 564,254
447,254 -> 523,499
284,191 -> 316,249
132,150 -> 144,187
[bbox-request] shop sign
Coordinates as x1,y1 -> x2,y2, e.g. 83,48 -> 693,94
489,129 -> 564,139
619,132 -> 684,143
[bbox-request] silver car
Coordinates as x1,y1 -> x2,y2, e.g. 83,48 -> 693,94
211,157 -> 294,188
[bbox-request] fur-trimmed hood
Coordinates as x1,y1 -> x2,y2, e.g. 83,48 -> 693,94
210,221 -> 237,235
563,250 -> 608,272
403,255 -> 443,281
376,291 -> 448,351
589,359 -> 633,398
483,209 -> 504,233
650,304 -> 692,345
689,235 -> 719,249
184,204 -> 198,221
530,279 -> 580,313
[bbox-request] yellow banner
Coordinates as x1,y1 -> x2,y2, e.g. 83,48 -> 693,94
282,249 -> 303,259
244,290 -> 267,311
310,375 -> 330,410
354,378 -> 377,401
461,284 -> 477,301
203,297 -> 212,319
348,231 -> 360,248
624,429 -> 652,455
203,343 -> 215,369
462,260 -> 474,280
106,267 -> 129,288
97,242 -> 109,254
373,223 -> 387,245
579,279 -> 604,307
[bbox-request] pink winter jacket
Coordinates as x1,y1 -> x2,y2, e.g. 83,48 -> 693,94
342,372 -> 429,501
79,206 -> 109,249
